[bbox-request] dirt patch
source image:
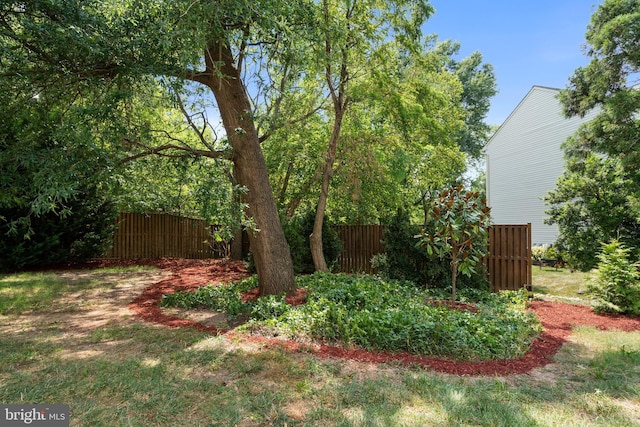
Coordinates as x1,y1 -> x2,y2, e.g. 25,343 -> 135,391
283,401 -> 312,421
53,258 -> 640,376
0,269 -> 169,337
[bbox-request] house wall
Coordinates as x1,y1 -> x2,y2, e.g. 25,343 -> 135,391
485,86 -> 599,245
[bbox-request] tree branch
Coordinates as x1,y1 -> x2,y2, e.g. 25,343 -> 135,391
170,85 -> 219,153
120,138 -> 226,163
259,101 -> 325,143
183,68 -> 212,86
237,25 -> 250,76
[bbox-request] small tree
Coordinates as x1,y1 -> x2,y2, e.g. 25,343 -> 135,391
416,186 -> 491,301
586,239 -> 640,316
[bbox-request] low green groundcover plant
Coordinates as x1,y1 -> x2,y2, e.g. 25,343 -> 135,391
161,273 -> 540,361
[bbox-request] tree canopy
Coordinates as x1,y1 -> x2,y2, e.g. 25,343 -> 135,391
547,0 -> 640,270
1,0 -> 306,294
1,0 -> 497,283
263,37 -> 495,226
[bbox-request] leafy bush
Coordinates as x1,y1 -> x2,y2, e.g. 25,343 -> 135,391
531,244 -> 550,263
250,294 -> 291,321
281,209 -> 343,274
0,185 -> 118,271
532,244 -> 564,266
161,276 -> 257,317
163,273 -> 540,361
545,154 -> 640,272
284,274 -> 538,360
378,209 -> 490,291
586,240 -> 640,316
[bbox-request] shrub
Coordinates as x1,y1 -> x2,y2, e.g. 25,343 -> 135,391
281,209 -> 343,274
0,185 -> 118,271
586,240 -> 640,316
322,275 -> 536,359
532,244 -> 566,266
161,276 -> 257,316
531,244 -> 550,263
265,274 -> 538,360
379,208 -> 490,291
378,209 -> 437,284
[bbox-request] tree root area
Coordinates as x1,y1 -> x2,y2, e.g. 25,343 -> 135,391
85,258 -> 640,376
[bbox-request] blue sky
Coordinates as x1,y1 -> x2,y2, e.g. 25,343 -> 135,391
424,0 -> 603,125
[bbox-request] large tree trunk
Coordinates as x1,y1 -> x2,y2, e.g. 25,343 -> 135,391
206,40 -> 295,296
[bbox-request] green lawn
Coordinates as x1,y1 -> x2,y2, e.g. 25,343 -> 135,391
532,265 -> 591,302
1,267 -> 639,426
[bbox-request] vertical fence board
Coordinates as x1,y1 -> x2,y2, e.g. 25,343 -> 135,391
334,224 -> 385,274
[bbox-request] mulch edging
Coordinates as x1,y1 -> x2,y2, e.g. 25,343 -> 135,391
119,258 -> 640,376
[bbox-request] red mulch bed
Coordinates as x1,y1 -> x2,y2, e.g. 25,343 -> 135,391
94,258 -> 640,376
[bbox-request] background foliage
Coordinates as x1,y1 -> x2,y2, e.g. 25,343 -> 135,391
548,0 -> 640,270
0,185 -> 117,271
0,0 -> 496,274
282,211 -> 343,274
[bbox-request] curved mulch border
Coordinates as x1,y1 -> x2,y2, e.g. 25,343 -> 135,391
111,258 -> 640,376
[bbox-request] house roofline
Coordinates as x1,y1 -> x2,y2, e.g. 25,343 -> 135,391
483,85 -> 561,153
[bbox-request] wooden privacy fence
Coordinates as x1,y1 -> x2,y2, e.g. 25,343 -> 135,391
485,224 -> 532,292
334,225 -> 385,274
105,213 -> 531,292
335,223 -> 532,291
104,213 -> 215,259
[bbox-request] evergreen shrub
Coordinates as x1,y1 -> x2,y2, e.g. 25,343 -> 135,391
281,209 -> 343,274
586,239 -> 640,316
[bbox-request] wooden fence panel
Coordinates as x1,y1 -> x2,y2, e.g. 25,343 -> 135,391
104,213 -> 215,259
486,224 -> 532,292
106,214 -> 531,292
334,223 -> 531,291
334,225 -> 385,273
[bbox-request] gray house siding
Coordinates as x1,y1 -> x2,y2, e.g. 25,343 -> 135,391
485,86 -> 598,245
